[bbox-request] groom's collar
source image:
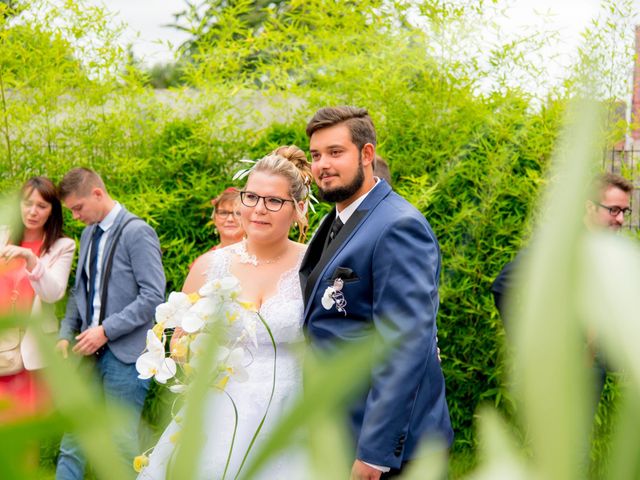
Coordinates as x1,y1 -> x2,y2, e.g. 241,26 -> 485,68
336,177 -> 381,224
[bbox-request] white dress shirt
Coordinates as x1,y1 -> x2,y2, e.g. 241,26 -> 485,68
86,202 -> 122,327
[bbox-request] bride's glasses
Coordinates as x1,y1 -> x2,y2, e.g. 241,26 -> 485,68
240,191 -> 294,212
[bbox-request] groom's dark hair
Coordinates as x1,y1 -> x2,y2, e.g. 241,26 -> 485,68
306,106 -> 377,151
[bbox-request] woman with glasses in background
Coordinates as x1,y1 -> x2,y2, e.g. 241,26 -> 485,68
190,187 -> 244,271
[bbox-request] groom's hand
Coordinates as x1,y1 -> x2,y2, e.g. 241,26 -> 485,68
350,460 -> 382,480
73,326 -> 108,356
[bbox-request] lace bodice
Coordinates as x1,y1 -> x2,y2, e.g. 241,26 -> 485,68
139,242 -> 309,479
206,242 -> 305,347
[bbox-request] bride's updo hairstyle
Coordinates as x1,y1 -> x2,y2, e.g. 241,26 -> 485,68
249,144 -> 313,241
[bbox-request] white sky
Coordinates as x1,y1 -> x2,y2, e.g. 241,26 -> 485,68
90,0 -> 636,68
87,0 -> 190,65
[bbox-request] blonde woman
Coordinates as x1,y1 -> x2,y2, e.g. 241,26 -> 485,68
140,146 -> 311,480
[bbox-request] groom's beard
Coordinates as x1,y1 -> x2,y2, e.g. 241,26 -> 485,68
317,155 -> 365,204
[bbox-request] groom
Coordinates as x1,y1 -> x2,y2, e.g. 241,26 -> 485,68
300,106 -> 453,479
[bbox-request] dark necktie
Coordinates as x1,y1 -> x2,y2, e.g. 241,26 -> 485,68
327,216 -> 344,246
88,225 -> 104,321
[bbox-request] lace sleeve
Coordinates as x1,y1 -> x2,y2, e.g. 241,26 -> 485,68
205,245 -> 233,282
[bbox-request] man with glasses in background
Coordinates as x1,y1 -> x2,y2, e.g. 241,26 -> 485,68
583,173 -> 633,232
492,172 -> 633,320
491,172 -> 633,431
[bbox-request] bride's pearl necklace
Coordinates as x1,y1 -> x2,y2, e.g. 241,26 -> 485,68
237,239 -> 284,267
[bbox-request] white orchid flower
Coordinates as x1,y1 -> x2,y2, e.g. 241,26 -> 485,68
218,276 -> 240,295
145,328 -> 166,354
169,383 -> 187,394
189,296 -> 222,326
181,311 -> 205,333
192,295 -> 220,314
198,280 -> 217,298
155,303 -> 176,327
155,292 -> 192,328
153,358 -> 177,384
189,332 -> 212,358
200,276 -> 240,298
322,286 -> 336,310
136,331 -> 177,383
168,291 -> 192,309
218,346 -> 249,383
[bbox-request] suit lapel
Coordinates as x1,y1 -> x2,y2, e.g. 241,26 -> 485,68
101,208 -> 127,258
300,210 -> 335,301
75,228 -> 91,288
77,206 -> 128,289
323,209 -> 365,257
302,180 -> 393,316
99,207 -> 129,289
304,209 -> 366,305
74,226 -> 94,326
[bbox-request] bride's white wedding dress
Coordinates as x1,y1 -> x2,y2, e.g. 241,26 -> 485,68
138,243 -> 307,480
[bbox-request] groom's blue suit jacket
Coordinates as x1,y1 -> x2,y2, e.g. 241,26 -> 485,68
300,180 -> 453,469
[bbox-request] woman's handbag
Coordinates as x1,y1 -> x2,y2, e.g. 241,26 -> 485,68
0,272 -> 24,376
0,229 -> 25,375
0,327 -> 24,375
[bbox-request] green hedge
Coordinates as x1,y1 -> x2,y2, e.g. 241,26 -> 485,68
1,0 -> 629,476
4,101 -> 562,456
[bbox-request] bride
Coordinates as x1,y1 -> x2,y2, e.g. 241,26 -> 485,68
138,146 -> 312,480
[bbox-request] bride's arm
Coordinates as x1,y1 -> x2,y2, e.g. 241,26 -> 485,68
182,252 -> 211,294
171,252 -> 213,354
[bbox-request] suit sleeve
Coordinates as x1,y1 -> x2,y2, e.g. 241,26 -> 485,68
356,214 -> 441,467
101,221 -> 166,341
491,249 -> 526,328
27,238 -> 76,303
58,231 -> 88,342
58,292 -> 81,342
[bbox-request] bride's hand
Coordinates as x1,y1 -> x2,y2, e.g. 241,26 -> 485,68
170,327 -> 187,362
